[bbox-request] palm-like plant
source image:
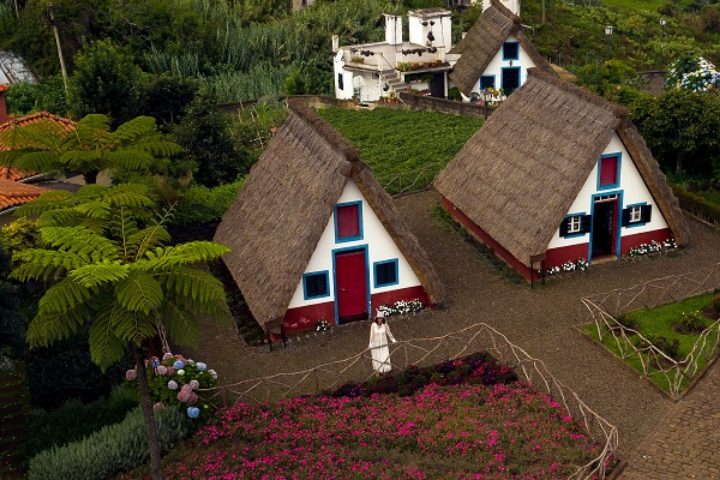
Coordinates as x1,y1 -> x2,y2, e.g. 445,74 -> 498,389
11,183 -> 229,480
0,114 -> 182,184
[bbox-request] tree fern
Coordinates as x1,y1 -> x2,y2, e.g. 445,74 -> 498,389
37,277 -> 93,315
115,272 -> 164,314
142,242 -> 230,271
70,263 -> 129,288
89,310 -> 126,367
11,249 -> 87,281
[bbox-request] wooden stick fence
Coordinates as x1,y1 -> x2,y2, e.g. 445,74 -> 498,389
580,263 -> 720,399
200,322 -> 618,480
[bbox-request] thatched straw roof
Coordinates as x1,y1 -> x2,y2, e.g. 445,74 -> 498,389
435,68 -> 689,266
449,0 -> 555,97
215,101 -> 445,328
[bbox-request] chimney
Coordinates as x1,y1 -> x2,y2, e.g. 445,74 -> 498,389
331,34 -> 340,54
0,85 -> 8,124
383,14 -> 403,45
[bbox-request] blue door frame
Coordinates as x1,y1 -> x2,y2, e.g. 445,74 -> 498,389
588,190 -> 623,263
331,244 -> 371,325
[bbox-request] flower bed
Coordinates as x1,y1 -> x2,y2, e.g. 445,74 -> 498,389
124,353 -> 608,479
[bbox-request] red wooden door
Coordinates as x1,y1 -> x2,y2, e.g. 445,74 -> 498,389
335,249 -> 368,322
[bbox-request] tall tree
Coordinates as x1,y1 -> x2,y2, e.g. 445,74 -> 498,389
0,114 -> 182,184
11,183 -> 229,480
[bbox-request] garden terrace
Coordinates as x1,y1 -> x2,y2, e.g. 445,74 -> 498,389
318,108 -> 482,195
122,349 -> 615,480
580,263 -> 720,398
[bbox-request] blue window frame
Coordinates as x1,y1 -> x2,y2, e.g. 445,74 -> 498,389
373,259 -> 399,288
334,201 -> 364,243
503,41 -> 519,60
622,202 -> 651,228
480,75 -> 495,90
560,212 -> 589,238
597,153 -> 622,191
588,190 -> 624,263
303,271 -> 330,300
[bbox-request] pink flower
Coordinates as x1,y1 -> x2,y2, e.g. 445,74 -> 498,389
156,365 -> 168,376
189,379 -> 200,390
162,352 -> 174,362
125,369 -> 137,381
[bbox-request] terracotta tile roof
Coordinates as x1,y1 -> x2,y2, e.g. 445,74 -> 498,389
0,111 -> 75,138
0,84 -> 9,93
0,178 -> 47,210
0,166 -> 33,181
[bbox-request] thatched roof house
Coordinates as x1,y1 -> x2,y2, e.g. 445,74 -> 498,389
215,102 -> 444,332
449,0 -> 554,99
435,68 -> 689,281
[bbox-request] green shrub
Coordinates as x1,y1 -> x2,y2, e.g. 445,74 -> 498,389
26,386 -> 138,457
639,334 -> 681,361
28,407 -> 188,480
171,179 -> 245,226
672,310 -> 708,334
616,314 -> 639,334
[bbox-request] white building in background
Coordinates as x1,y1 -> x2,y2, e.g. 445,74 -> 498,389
333,8 -> 454,103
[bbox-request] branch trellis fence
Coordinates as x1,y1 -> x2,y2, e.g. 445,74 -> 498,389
200,322 -> 618,480
580,262 -> 720,399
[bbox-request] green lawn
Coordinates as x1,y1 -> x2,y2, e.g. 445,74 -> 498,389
584,293 -> 719,395
319,108 -> 482,195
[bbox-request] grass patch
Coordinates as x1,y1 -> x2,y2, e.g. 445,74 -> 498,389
318,108 -> 481,195
601,0 -> 664,12
431,203 -> 524,285
584,292 -> 720,394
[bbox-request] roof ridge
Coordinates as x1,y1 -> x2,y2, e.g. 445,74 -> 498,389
527,68 -> 629,119
490,0 -> 521,23
286,99 -> 361,164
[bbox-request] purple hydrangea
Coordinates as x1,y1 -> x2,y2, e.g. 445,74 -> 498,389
173,360 -> 185,370
196,362 -> 207,372
162,352 -> 174,362
156,365 -> 168,376
167,380 -> 179,390
189,379 -> 200,390
151,358 -> 160,368
187,406 -> 200,419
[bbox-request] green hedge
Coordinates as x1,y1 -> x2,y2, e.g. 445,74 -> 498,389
672,187 -> 720,225
171,179 -> 245,226
27,386 -> 138,457
28,407 -> 188,480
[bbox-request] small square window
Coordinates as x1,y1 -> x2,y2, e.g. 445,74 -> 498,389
503,42 -> 519,60
303,271 -> 329,300
374,260 -> 398,287
599,155 -> 620,188
335,202 -> 362,242
568,216 -> 582,234
480,75 -> 495,90
629,206 -> 642,223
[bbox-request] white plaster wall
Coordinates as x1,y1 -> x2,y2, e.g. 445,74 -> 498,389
408,14 -> 452,51
483,0 -> 520,15
287,179 -> 422,309
461,34 -> 535,100
547,133 -> 669,249
333,51 -> 354,100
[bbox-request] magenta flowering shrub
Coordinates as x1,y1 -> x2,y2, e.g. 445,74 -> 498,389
125,353 -> 218,420
154,382 -> 603,479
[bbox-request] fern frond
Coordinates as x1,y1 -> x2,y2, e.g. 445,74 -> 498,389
89,310 -> 126,369
107,150 -> 154,172
109,304 -> 158,345
159,300 -> 200,347
37,208 -> 84,228
126,225 -> 171,260
59,150 -> 108,171
77,114 -> 111,132
15,190 -> 73,217
111,116 -> 156,143
115,272 -> 163,314
69,262 -> 129,288
26,303 -> 91,348
41,226 -> 120,262
158,267 -> 226,304
142,242 -> 230,271
73,200 -> 111,220
103,184 -> 154,209
11,248 -> 87,281
137,140 -> 183,157
37,277 -> 93,314
13,151 -> 60,172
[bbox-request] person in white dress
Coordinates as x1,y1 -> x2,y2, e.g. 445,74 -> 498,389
369,310 -> 397,374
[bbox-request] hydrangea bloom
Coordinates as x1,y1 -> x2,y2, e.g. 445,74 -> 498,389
168,380 -> 179,390
208,369 -> 218,380
189,379 -> 200,390
156,365 -> 168,376
666,56 -> 720,92
162,352 -> 174,362
125,369 -> 137,381
177,369 -> 185,376
196,362 -> 207,372
187,406 -> 200,419
173,360 -> 185,370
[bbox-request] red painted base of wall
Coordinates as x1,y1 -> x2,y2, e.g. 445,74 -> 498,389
620,228 -> 673,256
441,197 -> 534,281
281,286 -> 430,335
371,285 -> 430,315
283,301 -> 335,334
545,243 -> 589,268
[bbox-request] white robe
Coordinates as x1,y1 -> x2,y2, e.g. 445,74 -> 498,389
369,322 -> 396,373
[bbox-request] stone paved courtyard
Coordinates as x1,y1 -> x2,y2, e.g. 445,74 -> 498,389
195,190 -> 720,477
